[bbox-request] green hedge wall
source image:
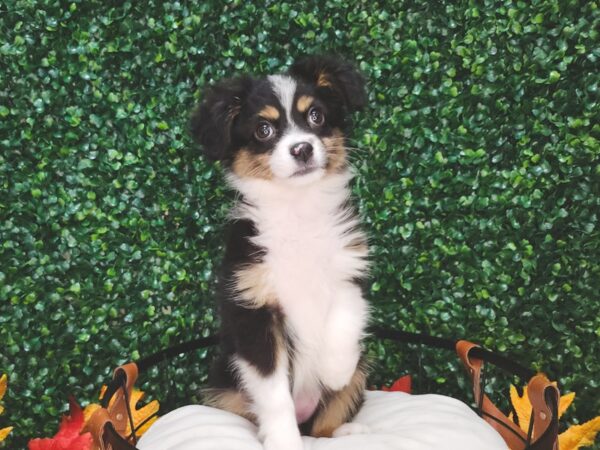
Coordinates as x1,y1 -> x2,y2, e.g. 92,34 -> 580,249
1,0 -> 599,448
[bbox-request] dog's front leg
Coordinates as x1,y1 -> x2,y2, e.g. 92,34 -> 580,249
234,356 -> 304,450
319,285 -> 367,391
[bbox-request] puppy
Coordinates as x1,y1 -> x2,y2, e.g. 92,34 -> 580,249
191,55 -> 370,450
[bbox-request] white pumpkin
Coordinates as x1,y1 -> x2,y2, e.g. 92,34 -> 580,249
138,391 -> 507,450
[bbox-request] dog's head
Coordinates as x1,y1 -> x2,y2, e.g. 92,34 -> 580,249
190,56 -> 366,185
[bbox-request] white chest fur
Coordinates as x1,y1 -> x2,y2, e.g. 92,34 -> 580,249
230,173 -> 369,400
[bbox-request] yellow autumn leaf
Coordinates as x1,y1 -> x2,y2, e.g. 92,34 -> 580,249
510,386 -> 576,431
125,388 -> 159,436
509,382 -> 599,450
509,384 -> 532,433
83,403 -> 100,423
84,386 -> 159,438
0,374 -> 12,443
0,374 -> 6,401
559,392 -> 576,418
559,416 -> 600,450
0,427 -> 13,442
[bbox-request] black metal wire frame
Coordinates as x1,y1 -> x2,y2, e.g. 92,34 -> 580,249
368,326 -> 535,380
99,326 -> 555,449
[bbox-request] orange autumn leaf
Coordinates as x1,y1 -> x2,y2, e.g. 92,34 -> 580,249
509,382 -> 600,450
83,386 -> 159,438
0,374 -> 13,443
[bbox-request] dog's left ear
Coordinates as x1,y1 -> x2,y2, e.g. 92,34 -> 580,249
289,55 -> 366,112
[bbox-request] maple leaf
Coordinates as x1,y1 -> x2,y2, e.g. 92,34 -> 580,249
509,382 -> 600,450
509,384 -> 533,432
0,374 -> 13,443
559,391 -> 576,418
83,385 -> 159,438
380,375 -> 412,394
125,388 -> 159,435
28,397 -> 92,450
559,417 -> 600,450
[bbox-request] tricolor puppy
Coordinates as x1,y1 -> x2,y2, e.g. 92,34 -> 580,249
191,56 -> 370,450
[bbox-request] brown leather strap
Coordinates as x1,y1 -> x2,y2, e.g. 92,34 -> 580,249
527,374 -> 560,450
108,363 -> 139,436
84,363 -> 140,449
83,412 -> 138,450
457,340 -> 528,450
457,340 -> 560,450
83,408 -> 112,450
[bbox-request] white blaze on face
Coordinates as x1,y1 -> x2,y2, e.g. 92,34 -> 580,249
267,75 -> 326,184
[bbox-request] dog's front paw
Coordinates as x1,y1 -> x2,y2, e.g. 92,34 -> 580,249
319,351 -> 359,391
262,430 -> 304,450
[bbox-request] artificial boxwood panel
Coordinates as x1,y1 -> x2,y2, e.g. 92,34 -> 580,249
1,0 -> 599,448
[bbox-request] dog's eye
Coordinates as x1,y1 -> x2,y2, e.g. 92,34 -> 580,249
255,122 -> 275,141
307,107 -> 325,128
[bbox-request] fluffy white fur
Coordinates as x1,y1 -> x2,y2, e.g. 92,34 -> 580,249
233,355 -> 304,450
229,171 -> 370,447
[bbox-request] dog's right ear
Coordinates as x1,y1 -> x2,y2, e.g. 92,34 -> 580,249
190,76 -> 253,161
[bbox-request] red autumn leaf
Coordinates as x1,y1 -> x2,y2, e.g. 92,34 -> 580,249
29,397 -> 92,450
381,375 -> 412,394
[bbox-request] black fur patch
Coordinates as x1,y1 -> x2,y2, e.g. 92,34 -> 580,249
221,218 -> 265,267
289,55 -> 367,113
209,218 -> 282,384
190,76 -> 255,161
219,301 -> 283,376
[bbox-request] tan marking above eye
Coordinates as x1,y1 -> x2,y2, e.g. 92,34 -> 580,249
296,95 -> 314,113
317,72 -> 332,87
258,105 -> 279,120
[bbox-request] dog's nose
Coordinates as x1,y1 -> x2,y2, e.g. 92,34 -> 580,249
290,142 -> 313,163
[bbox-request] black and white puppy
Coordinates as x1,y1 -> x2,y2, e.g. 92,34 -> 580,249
191,56 -> 369,450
